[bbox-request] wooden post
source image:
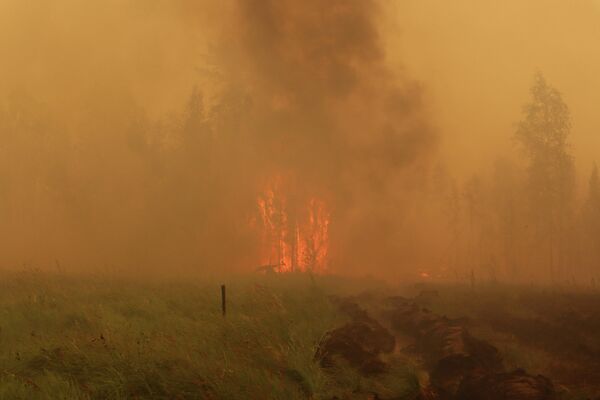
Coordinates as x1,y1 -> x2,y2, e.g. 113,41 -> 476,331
221,284 -> 226,316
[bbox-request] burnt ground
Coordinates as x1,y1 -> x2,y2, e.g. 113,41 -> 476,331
318,285 -> 600,400
420,286 -> 600,398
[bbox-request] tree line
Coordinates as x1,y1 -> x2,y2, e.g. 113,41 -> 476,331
432,73 -> 599,285
0,73 -> 598,282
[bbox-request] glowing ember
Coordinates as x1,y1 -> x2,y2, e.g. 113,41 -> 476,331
256,178 -> 330,273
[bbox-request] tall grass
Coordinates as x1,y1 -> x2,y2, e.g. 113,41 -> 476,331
0,271 -> 419,399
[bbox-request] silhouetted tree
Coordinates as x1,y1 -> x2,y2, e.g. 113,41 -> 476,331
463,175 -> 485,273
584,164 -> 600,214
444,178 -> 462,280
581,163 -> 600,278
491,158 -> 520,279
515,73 -> 575,281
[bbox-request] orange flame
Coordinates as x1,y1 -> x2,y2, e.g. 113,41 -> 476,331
256,178 -> 330,273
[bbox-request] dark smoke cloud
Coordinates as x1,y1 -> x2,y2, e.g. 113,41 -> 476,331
217,0 -> 438,274
0,0 -> 437,277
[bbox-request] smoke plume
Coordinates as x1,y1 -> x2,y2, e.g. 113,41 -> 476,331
0,0 -> 437,277
218,0 -> 438,274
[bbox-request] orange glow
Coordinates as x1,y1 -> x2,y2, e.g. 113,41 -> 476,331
256,177 -> 330,273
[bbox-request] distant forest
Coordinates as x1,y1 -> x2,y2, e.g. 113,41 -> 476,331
0,72 -> 598,284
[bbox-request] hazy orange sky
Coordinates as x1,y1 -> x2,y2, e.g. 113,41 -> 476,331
1,0 -> 599,184
390,0 -> 600,184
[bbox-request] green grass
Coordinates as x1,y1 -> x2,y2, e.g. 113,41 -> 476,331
0,271 -> 420,399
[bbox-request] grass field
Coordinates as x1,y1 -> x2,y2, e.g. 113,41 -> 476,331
2,270 -> 598,399
0,270 -> 419,400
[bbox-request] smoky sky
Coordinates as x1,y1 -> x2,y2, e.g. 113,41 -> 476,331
2,0 -> 599,279
219,0 -> 437,274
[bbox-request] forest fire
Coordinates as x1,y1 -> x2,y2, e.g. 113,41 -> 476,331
3,1 -> 600,398
256,178 -> 330,273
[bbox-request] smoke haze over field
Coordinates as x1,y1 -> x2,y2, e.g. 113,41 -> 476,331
1,0 -> 600,281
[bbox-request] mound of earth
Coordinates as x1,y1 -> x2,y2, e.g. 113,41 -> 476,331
384,295 -> 554,399
456,369 -> 556,400
317,300 -> 395,375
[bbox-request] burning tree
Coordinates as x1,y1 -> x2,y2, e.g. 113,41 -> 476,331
256,176 -> 330,273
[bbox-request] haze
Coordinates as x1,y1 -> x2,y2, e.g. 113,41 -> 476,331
1,0 -> 599,284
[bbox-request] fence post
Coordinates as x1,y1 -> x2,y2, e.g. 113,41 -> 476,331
221,284 -> 226,317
